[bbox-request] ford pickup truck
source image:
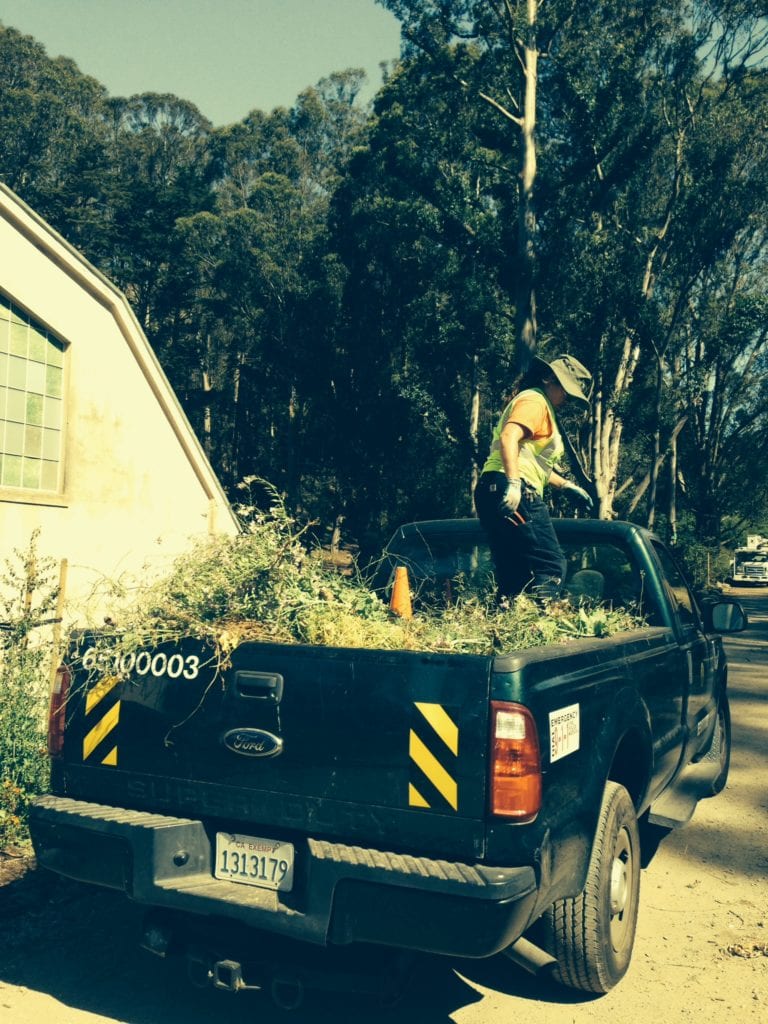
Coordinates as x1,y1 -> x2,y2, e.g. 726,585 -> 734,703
29,518 -> 746,1005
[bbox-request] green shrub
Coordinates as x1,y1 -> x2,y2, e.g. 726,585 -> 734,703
0,532 -> 57,847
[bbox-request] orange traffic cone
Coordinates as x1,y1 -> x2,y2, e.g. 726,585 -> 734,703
390,566 -> 413,619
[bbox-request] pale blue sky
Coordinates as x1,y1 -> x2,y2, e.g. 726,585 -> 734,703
0,0 -> 402,125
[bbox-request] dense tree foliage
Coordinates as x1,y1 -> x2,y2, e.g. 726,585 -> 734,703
1,8 -> 767,557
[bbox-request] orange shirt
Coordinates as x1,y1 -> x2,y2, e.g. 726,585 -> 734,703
506,390 -> 556,441
481,389 -> 564,494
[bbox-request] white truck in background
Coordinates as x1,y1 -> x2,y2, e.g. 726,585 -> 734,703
730,535 -> 768,586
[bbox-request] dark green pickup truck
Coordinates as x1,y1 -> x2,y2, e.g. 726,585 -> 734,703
30,519 -> 745,1003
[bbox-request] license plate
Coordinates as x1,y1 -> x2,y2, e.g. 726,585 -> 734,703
214,832 -> 294,892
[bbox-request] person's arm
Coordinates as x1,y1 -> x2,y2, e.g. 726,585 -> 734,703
498,421 -> 527,481
497,421 -> 527,513
550,470 -> 593,508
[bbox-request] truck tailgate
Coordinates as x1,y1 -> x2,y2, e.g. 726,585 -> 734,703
59,639 -> 493,861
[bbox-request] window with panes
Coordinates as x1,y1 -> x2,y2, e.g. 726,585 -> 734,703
0,292 -> 66,494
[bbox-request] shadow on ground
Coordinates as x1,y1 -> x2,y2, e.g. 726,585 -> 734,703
0,869 -> 495,1023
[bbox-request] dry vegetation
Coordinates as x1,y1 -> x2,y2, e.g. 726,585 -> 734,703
92,484 -> 646,666
2,490 -> 645,847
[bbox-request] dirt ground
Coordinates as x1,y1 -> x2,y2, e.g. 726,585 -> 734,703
0,590 -> 766,1024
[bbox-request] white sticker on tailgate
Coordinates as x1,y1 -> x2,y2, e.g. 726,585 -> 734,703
549,704 -> 580,763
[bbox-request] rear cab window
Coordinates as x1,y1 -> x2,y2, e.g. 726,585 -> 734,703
381,524 -> 663,625
560,538 -> 663,624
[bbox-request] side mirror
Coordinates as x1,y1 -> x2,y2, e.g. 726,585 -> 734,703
706,599 -> 748,633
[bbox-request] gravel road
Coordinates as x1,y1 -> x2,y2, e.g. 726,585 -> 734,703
1,589 -> 766,1023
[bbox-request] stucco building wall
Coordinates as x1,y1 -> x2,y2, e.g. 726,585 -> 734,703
0,185 -> 238,623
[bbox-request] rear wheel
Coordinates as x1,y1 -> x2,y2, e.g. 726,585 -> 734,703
702,694 -> 731,795
542,781 -> 640,994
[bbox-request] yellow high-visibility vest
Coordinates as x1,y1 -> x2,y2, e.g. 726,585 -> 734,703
481,389 -> 564,496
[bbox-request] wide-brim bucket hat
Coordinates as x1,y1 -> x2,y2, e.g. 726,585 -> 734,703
531,353 -> 592,410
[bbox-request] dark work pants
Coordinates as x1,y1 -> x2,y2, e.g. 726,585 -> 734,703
474,472 -> 567,602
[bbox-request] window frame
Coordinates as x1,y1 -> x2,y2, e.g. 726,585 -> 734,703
0,292 -> 70,507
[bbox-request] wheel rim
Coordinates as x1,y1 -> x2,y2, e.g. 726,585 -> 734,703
609,825 -> 635,952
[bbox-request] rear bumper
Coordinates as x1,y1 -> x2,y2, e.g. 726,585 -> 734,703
30,795 -> 538,958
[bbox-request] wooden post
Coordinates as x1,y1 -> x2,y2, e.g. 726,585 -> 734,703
49,558 -> 68,687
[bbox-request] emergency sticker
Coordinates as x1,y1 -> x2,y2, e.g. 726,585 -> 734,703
549,703 -> 580,763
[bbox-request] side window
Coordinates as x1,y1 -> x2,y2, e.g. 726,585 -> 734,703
0,292 -> 67,496
651,542 -> 699,629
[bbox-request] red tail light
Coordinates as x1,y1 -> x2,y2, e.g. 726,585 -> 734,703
490,701 -> 542,821
47,663 -> 71,758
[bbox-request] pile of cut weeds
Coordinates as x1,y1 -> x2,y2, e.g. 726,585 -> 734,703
91,486 -> 644,666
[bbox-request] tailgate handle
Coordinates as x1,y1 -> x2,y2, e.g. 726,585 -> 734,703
234,671 -> 284,703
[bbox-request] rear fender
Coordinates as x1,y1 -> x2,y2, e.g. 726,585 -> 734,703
531,688 -> 652,917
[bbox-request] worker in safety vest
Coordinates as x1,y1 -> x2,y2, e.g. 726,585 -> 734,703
474,354 -> 593,602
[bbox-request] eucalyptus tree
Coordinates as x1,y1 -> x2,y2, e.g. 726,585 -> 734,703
666,94 -> 768,544
375,2 -> 768,536
101,93 -> 215,334
167,74 -> 368,500
649,69 -> 768,541
0,23 -> 110,253
0,26 -> 215,332
677,272 -> 768,545
378,0 -> 547,370
326,47 -> 521,547
539,5 -> 768,526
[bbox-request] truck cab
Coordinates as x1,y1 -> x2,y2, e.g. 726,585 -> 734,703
731,538 -> 768,586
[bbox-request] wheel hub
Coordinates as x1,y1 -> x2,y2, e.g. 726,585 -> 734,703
610,854 -> 628,916
608,826 -> 634,950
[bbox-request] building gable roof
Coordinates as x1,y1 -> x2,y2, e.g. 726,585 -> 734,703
0,181 -> 239,533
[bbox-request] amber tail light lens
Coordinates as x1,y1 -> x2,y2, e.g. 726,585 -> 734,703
490,701 -> 542,821
47,664 -> 71,758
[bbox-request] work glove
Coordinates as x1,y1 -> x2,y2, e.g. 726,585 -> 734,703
501,478 -> 522,514
561,481 -> 594,510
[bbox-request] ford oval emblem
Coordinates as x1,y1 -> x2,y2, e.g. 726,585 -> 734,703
222,728 -> 283,758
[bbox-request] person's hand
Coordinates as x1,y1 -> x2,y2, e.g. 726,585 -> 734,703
501,478 -> 522,514
562,481 -> 594,510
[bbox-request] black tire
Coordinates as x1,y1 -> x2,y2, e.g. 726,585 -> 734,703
701,694 -> 731,795
542,781 -> 641,994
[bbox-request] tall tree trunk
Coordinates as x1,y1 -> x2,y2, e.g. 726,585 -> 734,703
592,335 -> 641,518
202,333 -> 213,459
287,383 -> 298,503
514,0 -> 538,372
668,429 -> 679,545
646,356 -> 664,530
230,353 -> 243,486
626,416 -> 688,515
484,1 -> 540,370
591,128 -> 682,519
469,352 -> 481,509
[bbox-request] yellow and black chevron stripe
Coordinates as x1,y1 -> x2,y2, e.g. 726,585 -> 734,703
82,676 -> 121,767
408,701 -> 459,812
